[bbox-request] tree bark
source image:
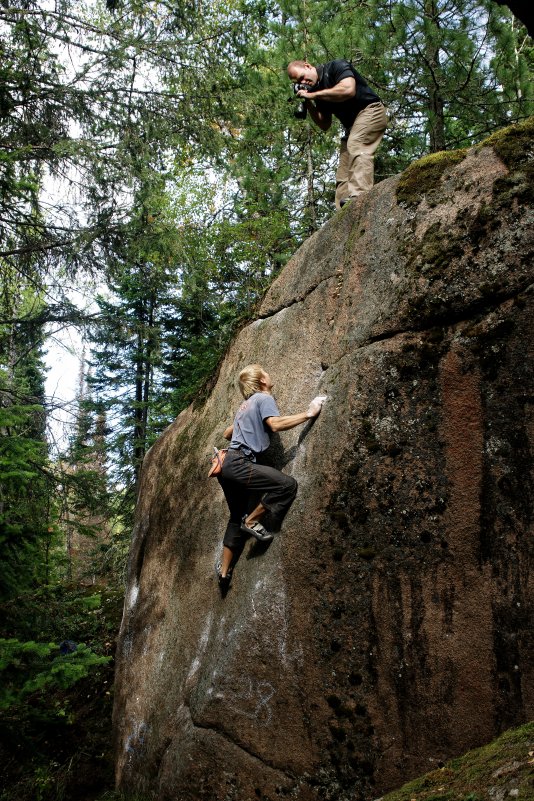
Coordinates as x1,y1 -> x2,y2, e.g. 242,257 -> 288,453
424,0 -> 446,153
305,125 -> 318,232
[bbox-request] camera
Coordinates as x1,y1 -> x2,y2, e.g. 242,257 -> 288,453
292,83 -> 310,119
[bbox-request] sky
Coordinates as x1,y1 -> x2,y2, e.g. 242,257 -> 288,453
44,278 -> 101,455
45,324 -> 83,454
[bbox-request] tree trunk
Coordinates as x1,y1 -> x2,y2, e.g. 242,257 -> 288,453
305,125 -> 318,232
424,0 -> 446,152
134,327 -> 145,488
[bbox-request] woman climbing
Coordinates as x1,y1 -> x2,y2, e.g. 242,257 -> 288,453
216,363 -> 326,592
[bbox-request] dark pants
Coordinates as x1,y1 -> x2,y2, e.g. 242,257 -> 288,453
218,449 -> 298,550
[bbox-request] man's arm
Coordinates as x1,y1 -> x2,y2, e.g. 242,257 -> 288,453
305,101 -> 332,131
298,76 -> 356,103
298,76 -> 356,131
223,424 -> 233,440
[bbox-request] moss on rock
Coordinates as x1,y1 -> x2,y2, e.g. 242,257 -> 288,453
396,117 -> 534,210
478,116 -> 534,170
380,721 -> 534,801
482,117 -> 534,208
396,117 -> 534,294
396,149 -> 468,207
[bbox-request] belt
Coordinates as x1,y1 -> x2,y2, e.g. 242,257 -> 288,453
229,444 -> 255,460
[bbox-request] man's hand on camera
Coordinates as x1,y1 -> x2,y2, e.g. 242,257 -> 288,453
294,82 -> 312,99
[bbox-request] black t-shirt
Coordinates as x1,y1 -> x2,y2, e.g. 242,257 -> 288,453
314,59 -> 381,129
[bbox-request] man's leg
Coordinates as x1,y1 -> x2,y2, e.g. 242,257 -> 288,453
218,455 -> 298,566
245,502 -> 266,526
345,103 -> 387,199
220,544 -> 235,577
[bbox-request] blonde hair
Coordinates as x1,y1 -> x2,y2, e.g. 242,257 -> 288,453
239,364 -> 265,399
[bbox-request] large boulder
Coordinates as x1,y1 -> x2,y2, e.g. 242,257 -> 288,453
113,120 -> 534,801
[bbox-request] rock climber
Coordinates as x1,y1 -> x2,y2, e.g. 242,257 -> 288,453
216,363 -> 326,593
287,58 -> 387,209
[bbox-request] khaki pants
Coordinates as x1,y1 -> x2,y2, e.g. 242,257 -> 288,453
335,102 -> 387,209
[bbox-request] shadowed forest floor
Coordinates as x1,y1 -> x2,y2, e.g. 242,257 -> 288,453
0,585 -> 124,801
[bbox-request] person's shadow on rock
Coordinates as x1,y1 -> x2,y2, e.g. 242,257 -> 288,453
263,419 -> 316,470
246,538 -> 273,560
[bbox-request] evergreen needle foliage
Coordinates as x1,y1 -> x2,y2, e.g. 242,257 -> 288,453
0,638 -> 110,712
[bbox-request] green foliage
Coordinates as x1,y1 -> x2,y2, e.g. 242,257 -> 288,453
0,585 -> 123,801
0,585 -> 120,658
0,275 -> 62,599
0,638 -> 110,712
0,641 -> 111,795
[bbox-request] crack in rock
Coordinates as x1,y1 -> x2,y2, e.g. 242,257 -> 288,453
364,281 -> 534,347
317,282 -> 534,375
258,272 -> 336,319
182,704 -> 295,781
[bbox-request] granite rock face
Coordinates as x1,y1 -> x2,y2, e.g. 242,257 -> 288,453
113,120 -> 534,801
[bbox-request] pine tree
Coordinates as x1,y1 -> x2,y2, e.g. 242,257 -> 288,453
59,355 -> 111,584
0,272 -> 59,599
0,0 -> 254,324
86,179 -> 185,504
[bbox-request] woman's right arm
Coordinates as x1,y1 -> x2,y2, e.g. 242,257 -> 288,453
265,396 -> 326,432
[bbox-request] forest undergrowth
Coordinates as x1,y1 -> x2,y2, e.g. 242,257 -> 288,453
0,584 -> 124,801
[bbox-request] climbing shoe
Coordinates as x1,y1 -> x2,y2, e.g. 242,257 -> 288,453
216,561 -> 232,592
240,516 -> 274,543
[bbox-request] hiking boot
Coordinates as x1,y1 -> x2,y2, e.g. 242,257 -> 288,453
240,516 -> 274,543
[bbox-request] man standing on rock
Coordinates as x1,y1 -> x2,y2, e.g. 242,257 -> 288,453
287,58 -> 387,209
216,364 -> 326,593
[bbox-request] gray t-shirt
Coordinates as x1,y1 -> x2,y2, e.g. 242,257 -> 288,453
230,392 -> 280,456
